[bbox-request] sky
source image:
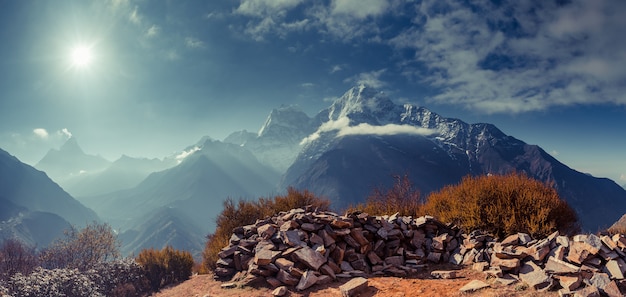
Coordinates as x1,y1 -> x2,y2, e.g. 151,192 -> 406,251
0,0 -> 625,185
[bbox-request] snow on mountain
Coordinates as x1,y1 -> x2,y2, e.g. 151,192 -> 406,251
282,84 -> 626,231
224,105 -> 317,172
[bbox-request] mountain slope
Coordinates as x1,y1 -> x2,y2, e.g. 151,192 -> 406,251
0,148 -> 99,226
118,207 -> 205,259
282,85 -> 626,231
63,155 -> 176,197
0,148 -> 98,246
82,138 -> 280,256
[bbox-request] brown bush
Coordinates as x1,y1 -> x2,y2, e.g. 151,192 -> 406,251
136,246 -> 194,292
202,187 -> 329,272
40,222 -> 120,271
347,174 -> 424,217
423,172 -> 579,239
0,238 -> 39,280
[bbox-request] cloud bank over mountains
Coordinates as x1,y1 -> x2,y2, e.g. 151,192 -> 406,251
301,116 -> 436,145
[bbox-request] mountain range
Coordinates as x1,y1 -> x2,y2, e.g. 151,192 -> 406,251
0,148 -> 98,247
10,84 -> 626,257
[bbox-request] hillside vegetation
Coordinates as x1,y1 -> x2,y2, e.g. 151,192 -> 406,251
0,222 -> 192,297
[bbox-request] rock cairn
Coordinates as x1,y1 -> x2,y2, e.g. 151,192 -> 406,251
216,207 -> 626,296
461,231 -> 626,296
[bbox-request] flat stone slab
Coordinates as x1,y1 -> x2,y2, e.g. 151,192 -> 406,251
459,280 -> 490,293
272,286 -> 288,296
431,270 -> 458,279
340,277 -> 368,297
293,246 -> 327,270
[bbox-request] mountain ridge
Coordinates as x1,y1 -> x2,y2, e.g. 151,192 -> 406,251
282,84 -> 626,231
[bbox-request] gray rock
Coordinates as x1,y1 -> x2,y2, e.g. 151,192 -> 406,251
339,277 -> 368,297
459,280 -> 490,293
296,270 -> 318,291
545,256 -> 581,274
293,246 -> 326,270
519,261 -> 553,291
272,286 -> 288,296
431,270 -> 457,279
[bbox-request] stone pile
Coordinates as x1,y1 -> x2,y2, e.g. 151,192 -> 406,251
216,207 -> 626,296
454,230 -> 626,296
215,207 -> 462,294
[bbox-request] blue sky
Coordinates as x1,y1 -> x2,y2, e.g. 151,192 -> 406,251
0,0 -> 625,185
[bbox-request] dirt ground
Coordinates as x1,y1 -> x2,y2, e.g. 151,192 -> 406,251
153,264 -> 559,297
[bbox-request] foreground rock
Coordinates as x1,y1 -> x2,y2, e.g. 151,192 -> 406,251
216,207 -> 626,296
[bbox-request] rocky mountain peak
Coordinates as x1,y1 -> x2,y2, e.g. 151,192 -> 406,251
58,137 -> 84,155
258,105 -> 312,138
326,84 -> 397,124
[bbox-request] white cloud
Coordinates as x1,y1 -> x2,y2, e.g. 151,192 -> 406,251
330,65 -> 343,74
185,37 -> 205,49
233,0 -> 397,42
33,128 -> 49,139
301,82 -> 314,88
129,5 -> 142,24
338,122 -> 436,137
175,146 -> 200,164
235,0 -> 304,17
550,150 -> 560,157
300,116 -> 436,145
145,25 -> 159,38
345,69 -> 387,89
165,50 -> 180,61
330,0 -> 389,19
621,174 -> 626,182
59,128 -> 72,139
388,0 -> 626,113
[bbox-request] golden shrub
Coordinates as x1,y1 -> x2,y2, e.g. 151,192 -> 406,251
423,172 -> 579,239
347,174 -> 425,217
136,246 -> 194,292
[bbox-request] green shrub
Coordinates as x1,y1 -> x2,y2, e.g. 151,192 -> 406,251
136,246 -> 194,292
347,174 -> 424,217
423,172 -> 580,238
202,187 -> 330,272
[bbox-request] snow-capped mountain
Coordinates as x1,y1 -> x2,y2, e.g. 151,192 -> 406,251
281,85 -> 626,231
224,105 -> 317,172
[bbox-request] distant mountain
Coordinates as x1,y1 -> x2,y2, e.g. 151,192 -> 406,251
35,138 -> 175,197
81,138 -> 280,256
0,148 -> 98,246
224,105 -> 317,172
281,85 -> 626,231
62,155 -> 176,197
35,137 -> 110,183
118,207 -> 205,259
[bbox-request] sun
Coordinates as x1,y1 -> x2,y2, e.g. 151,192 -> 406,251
70,45 -> 94,69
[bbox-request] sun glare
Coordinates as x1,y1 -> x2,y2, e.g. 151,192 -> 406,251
71,45 -> 93,69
